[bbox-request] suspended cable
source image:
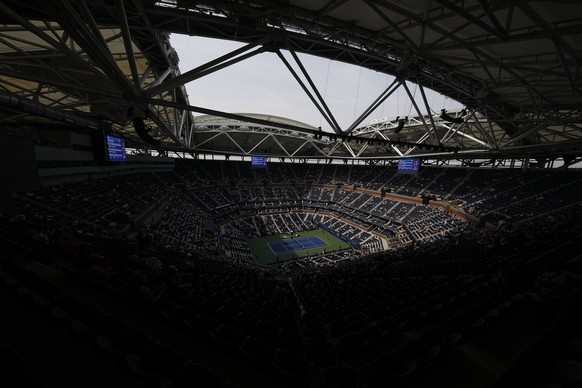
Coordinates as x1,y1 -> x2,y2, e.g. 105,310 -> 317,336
380,75 -> 390,117
396,84 -> 400,116
408,82 -> 417,117
319,59 -> 331,128
352,67 -> 362,122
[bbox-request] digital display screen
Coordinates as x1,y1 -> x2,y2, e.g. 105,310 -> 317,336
106,135 -> 127,161
398,158 -> 420,173
251,155 -> 267,167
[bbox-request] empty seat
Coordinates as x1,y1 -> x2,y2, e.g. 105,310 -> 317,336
304,338 -> 337,367
322,365 -> 365,388
96,327 -> 156,364
210,324 -> 246,354
398,338 -> 440,368
271,349 -> 312,386
445,313 -> 484,341
239,336 -> 276,371
164,306 -> 196,328
0,346 -> 28,385
277,328 -> 305,355
186,313 -> 219,339
72,313 -> 128,340
160,362 -> 224,388
66,303 -> 103,325
255,319 -> 280,343
513,348 -> 582,386
337,332 -> 368,362
32,285 -> 65,308
127,342 -> 186,386
47,294 -> 83,321
3,372 -> 49,388
419,325 -> 462,349
368,351 -> 416,386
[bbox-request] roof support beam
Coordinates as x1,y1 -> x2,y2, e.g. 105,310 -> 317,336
476,0 -> 506,37
288,49 -> 342,134
363,0 -> 419,51
417,82 -> 441,143
345,77 -> 401,134
401,81 -> 440,145
144,37 -> 270,97
276,49 -> 342,134
147,98 -> 320,135
115,0 -> 141,90
432,0 -> 506,40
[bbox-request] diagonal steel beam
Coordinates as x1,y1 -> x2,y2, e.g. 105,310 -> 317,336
401,82 -> 440,145
247,134 -> 271,154
115,0 -> 141,90
432,0 -> 506,40
363,0 -> 419,51
143,37 -> 271,98
500,123 -> 547,149
147,97 -> 321,134
223,132 -> 247,154
288,49 -> 342,134
417,82 -> 441,142
276,50 -> 342,134
345,77 -> 401,134
476,0 -> 506,36
43,0 -> 137,99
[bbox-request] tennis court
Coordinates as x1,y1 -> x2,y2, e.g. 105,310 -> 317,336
247,227 -> 352,265
268,236 -> 328,255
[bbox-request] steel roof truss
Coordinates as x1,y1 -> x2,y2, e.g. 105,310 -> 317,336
222,132 -> 247,154
115,0 -> 141,90
345,77 -> 401,134
247,134 -> 271,154
144,37 -> 270,98
288,49 -> 342,134
270,134 -> 292,157
402,81 -> 440,145
276,49 -> 342,134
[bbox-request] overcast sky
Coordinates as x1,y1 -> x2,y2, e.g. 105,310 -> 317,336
170,34 -> 462,133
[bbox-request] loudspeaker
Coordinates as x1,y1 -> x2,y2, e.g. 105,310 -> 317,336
132,117 -> 161,145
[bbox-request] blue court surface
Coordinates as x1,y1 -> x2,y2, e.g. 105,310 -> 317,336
268,236 -> 328,255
